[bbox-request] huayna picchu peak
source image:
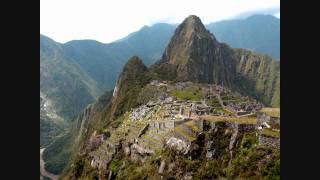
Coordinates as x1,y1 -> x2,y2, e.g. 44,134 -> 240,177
155,15 -> 234,85
43,15 -> 280,180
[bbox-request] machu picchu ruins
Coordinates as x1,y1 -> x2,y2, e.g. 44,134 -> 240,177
85,80 -> 280,175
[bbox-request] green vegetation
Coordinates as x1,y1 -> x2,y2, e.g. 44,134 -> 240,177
68,157 -> 100,180
43,133 -> 72,174
200,115 -> 257,124
174,125 -> 196,141
207,98 -> 221,107
40,116 -> 65,147
108,131 -> 280,179
260,108 -> 280,117
226,133 -> 280,179
207,15 -> 280,60
216,108 -> 234,116
137,84 -> 167,105
107,57 -> 151,121
234,49 -> 280,107
185,121 -> 200,132
42,176 -> 51,180
40,35 -> 103,120
169,87 -> 204,101
107,155 -> 161,180
261,128 -> 280,138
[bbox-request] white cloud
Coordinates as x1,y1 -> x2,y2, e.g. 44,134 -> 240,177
40,0 -> 280,43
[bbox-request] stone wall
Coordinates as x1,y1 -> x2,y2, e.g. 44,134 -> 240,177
238,124 -> 256,132
257,113 -> 280,124
149,121 -> 175,130
270,117 -> 280,125
149,119 -> 191,130
257,113 -> 270,124
259,135 -> 280,149
203,121 -> 256,134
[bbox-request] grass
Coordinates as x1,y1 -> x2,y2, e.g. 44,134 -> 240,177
174,125 -> 196,142
261,128 -> 280,138
185,121 -> 200,132
169,88 -> 204,101
259,108 -> 280,117
207,98 -> 222,107
217,108 -> 235,116
200,115 -> 257,124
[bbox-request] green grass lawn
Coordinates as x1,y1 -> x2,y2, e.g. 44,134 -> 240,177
169,88 -> 204,101
200,115 -> 257,124
259,108 -> 280,117
261,128 -> 280,138
174,125 -> 196,142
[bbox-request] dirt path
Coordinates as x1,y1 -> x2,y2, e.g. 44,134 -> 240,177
40,148 -> 59,180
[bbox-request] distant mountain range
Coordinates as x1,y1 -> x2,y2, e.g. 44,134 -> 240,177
40,14 -> 279,149
207,15 -> 280,60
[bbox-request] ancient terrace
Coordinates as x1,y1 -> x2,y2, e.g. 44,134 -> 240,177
88,81 -> 280,170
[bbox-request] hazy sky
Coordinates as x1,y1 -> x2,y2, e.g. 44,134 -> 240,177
40,0 -> 280,43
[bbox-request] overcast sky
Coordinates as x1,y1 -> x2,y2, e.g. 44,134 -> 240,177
40,0 -> 280,43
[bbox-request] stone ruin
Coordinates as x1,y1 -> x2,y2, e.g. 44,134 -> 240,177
148,119 -> 190,131
257,113 -> 280,125
193,103 -> 213,115
258,135 -> 280,149
130,105 -> 153,121
225,101 -> 263,115
166,137 -> 191,154
257,112 -> 280,130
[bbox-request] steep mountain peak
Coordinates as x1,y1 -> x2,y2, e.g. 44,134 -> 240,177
160,15 -> 218,65
112,56 -> 147,98
173,15 -> 214,41
182,15 -> 206,32
110,56 -> 150,119
156,15 -> 228,84
114,56 -> 147,94
124,56 -> 146,69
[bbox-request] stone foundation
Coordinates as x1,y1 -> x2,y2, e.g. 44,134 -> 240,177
259,135 -> 280,149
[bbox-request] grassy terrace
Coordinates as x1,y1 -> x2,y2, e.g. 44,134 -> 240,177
218,108 -> 235,115
174,125 -> 196,142
259,108 -> 280,117
185,121 -> 200,132
199,115 -> 257,124
169,88 -> 204,101
261,128 -> 280,138
207,98 -> 223,109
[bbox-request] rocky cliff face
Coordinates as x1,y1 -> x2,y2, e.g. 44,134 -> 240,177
155,15 -> 236,85
233,49 -> 280,107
